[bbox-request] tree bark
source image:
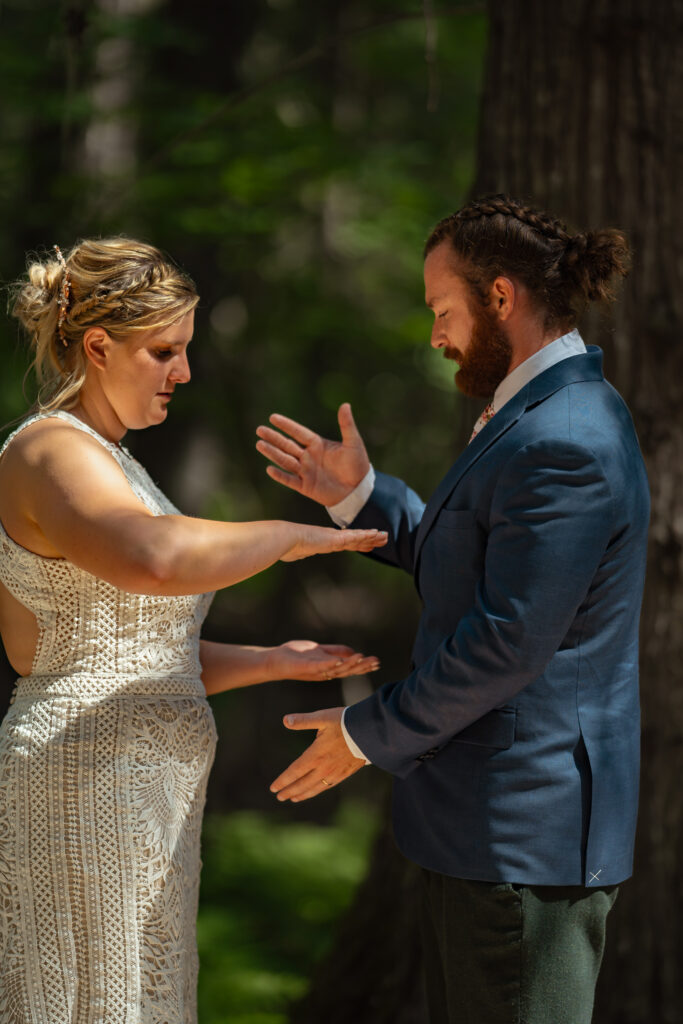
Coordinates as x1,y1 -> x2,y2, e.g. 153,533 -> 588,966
293,3 -> 683,1022
474,4 -> 683,1021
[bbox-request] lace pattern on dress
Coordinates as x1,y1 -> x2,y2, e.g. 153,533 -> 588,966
0,411 -> 217,1023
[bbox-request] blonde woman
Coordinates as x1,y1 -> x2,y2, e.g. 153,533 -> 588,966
0,239 -> 383,1022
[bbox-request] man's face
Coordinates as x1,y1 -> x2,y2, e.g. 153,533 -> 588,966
424,243 -> 512,399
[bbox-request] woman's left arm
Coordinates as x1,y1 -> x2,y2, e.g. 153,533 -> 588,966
200,639 -> 379,696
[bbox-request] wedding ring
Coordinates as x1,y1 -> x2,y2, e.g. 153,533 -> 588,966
321,778 -> 332,787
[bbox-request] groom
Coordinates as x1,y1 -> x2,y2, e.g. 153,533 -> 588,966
256,194 -> 650,1023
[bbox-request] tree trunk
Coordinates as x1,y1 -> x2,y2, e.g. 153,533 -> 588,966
293,3 -> 683,1022
474,4 -> 683,1021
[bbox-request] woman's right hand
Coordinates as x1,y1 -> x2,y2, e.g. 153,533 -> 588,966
281,524 -> 387,562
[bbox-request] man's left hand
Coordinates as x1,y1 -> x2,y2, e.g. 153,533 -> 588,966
270,707 -> 365,802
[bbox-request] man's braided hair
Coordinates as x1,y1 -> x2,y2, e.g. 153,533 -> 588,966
12,238 -> 199,413
425,194 -> 630,329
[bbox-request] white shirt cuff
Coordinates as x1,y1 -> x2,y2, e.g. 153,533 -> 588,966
326,466 -> 376,527
341,707 -> 371,764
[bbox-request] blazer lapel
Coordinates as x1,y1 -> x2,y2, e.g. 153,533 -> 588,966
412,347 -> 605,571
413,384 -> 529,567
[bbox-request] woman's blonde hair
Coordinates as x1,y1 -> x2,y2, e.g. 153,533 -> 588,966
12,237 -> 199,412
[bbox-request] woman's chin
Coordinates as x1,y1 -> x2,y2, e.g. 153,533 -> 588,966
124,407 -> 168,431
151,398 -> 172,421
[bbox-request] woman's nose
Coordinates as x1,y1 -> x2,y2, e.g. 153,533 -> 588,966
171,354 -> 191,383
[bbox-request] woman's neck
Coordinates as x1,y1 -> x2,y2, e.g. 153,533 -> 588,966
68,389 -> 126,445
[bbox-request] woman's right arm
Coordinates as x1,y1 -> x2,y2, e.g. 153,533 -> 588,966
1,421 -> 386,596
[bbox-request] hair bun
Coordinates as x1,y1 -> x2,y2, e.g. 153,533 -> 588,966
13,255 -> 64,337
560,229 -> 631,303
29,256 -> 64,297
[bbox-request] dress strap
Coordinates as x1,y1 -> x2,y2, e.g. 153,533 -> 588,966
0,410 -> 127,464
0,409 -> 173,517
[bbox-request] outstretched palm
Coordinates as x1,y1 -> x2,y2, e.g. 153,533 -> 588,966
275,639 -> 379,681
255,402 -> 370,507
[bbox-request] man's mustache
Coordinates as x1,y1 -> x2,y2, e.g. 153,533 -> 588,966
443,347 -> 462,364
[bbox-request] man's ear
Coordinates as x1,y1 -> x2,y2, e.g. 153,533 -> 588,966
490,277 -> 515,321
82,327 -> 114,369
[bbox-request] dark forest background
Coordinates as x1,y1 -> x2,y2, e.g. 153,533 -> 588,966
1,2 -> 681,1022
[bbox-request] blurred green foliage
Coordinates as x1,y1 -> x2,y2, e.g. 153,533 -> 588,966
0,0 -> 486,812
0,1 -> 485,1015
197,802 -> 378,1022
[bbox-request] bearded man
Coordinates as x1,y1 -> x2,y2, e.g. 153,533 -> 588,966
256,195 -> 650,1024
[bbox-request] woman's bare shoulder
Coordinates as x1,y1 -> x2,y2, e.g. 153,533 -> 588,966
1,416 -> 122,480
0,416 -> 135,528
0,415 -> 152,562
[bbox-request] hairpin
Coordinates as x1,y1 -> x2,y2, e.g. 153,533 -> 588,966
53,244 -> 71,347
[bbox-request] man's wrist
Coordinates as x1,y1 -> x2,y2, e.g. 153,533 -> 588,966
341,706 -> 371,764
327,466 -> 376,527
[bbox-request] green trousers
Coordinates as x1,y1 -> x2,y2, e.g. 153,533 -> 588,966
419,870 -> 618,1024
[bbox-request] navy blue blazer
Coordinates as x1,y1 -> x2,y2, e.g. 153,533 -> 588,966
345,348 -> 649,886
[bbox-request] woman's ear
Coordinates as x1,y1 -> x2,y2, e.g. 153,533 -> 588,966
82,327 -> 113,369
490,276 -> 515,321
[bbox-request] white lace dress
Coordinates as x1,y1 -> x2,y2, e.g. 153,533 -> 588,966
0,411 -> 217,1024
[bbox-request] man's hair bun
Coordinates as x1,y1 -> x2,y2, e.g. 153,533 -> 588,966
560,229 -> 631,304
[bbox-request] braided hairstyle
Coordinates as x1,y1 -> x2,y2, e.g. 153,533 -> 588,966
12,237 -> 199,413
424,194 -> 630,329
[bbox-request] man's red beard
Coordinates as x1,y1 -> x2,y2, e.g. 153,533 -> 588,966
444,303 -> 513,399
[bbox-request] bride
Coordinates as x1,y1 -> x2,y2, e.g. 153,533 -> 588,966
0,238 -> 382,1023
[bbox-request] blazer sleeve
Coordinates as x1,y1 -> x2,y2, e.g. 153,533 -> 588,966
345,440 -> 616,777
349,470 -> 426,574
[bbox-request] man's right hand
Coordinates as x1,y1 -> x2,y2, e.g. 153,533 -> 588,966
256,403 -> 370,507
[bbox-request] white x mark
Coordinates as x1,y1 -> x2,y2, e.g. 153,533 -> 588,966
588,869 -> 602,884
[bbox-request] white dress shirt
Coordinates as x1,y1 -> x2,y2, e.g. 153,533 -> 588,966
329,328 -> 587,763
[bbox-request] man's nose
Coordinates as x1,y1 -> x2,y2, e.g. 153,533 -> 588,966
431,322 -> 446,349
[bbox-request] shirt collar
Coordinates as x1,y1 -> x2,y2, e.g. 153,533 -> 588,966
493,328 -> 587,413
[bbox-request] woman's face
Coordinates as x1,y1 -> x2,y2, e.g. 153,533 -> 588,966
93,311 -> 195,431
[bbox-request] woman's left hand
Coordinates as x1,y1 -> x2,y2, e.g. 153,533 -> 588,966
270,640 -> 379,682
